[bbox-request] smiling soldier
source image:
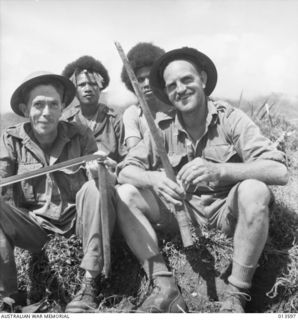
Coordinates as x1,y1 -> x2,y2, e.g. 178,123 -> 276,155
116,47 -> 288,312
0,71 -> 118,312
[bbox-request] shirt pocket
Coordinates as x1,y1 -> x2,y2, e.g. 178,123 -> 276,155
203,144 -> 237,163
58,165 -> 87,196
17,162 -> 43,203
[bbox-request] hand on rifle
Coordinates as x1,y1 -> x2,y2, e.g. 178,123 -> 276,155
177,157 -> 222,190
86,150 -> 117,183
146,171 -> 186,206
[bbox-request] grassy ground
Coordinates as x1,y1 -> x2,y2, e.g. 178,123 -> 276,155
0,102 -> 297,313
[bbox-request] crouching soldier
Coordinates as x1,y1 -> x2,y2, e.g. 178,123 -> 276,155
116,47 -> 288,312
0,71 -> 117,312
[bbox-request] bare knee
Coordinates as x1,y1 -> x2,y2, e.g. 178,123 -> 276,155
117,183 -> 143,208
237,179 -> 271,224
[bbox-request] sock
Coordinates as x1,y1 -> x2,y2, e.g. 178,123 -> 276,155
228,259 -> 257,290
142,254 -> 170,280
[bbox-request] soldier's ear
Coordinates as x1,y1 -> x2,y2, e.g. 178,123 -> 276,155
200,71 -> 207,89
19,103 -> 29,117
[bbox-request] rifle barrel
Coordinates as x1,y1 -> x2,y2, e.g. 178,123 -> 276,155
0,154 -> 104,188
115,41 -> 193,247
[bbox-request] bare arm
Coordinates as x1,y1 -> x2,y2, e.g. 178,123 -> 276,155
219,159 -> 288,185
118,165 -> 185,205
177,158 -> 288,190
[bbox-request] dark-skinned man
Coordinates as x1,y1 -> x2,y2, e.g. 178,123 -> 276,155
121,42 -> 174,150
62,56 -> 126,163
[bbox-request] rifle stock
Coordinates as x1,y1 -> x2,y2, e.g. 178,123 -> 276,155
115,41 -> 193,247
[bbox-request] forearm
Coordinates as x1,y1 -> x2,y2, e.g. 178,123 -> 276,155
219,160 -> 288,185
118,165 -> 153,188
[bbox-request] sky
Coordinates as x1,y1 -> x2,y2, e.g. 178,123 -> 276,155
1,0 -> 298,114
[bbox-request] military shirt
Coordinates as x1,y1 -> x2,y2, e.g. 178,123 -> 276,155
118,100 -> 286,200
62,103 -> 126,163
123,103 -> 175,142
0,121 -> 97,232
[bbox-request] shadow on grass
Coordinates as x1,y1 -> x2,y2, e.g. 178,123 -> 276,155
160,199 -> 298,313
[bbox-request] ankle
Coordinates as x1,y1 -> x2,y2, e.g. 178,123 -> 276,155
84,270 -> 99,279
143,254 -> 169,280
228,259 -> 257,290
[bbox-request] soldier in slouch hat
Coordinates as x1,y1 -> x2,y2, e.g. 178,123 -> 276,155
0,71 -> 118,312
116,47 -> 288,313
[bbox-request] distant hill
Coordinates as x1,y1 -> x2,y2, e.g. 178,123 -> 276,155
222,93 -> 298,126
1,93 -> 297,134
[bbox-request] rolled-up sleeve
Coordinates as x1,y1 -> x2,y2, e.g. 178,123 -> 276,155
123,105 -> 142,141
116,139 -> 150,175
223,108 -> 286,164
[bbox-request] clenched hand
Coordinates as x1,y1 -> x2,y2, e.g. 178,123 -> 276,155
177,157 -> 222,190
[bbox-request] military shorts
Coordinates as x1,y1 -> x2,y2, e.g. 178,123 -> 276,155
152,183 -> 242,237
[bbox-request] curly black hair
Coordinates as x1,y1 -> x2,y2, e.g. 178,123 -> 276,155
62,55 -> 110,90
121,42 -> 165,92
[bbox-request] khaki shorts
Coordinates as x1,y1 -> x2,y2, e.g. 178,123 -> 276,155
152,183 -> 242,237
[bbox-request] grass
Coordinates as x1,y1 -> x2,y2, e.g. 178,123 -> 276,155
0,97 -> 297,313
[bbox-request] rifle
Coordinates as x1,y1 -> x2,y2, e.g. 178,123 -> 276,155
0,153 -> 113,276
0,154 -> 105,188
97,163 -> 111,277
115,42 -> 193,247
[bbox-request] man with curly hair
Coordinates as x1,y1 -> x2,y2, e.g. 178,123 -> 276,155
62,55 -> 126,162
121,42 -> 174,150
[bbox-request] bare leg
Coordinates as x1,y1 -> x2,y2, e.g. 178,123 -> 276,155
221,179 -> 271,313
116,184 -> 187,312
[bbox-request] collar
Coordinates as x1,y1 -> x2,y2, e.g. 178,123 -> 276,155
173,99 -> 218,137
6,121 -> 81,165
136,103 -> 176,126
62,102 -> 115,120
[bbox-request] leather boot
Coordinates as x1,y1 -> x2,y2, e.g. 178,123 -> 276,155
138,275 -> 187,313
65,277 -> 98,313
220,284 -> 251,313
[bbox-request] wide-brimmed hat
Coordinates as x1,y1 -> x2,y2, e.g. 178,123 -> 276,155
149,47 -> 217,104
10,71 -> 76,117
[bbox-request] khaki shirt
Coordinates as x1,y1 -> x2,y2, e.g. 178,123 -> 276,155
0,121 -> 97,232
62,103 -> 126,163
118,100 -> 286,201
123,103 -> 175,142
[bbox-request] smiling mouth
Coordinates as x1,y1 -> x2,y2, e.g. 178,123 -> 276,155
178,94 -> 192,102
38,122 -> 51,125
